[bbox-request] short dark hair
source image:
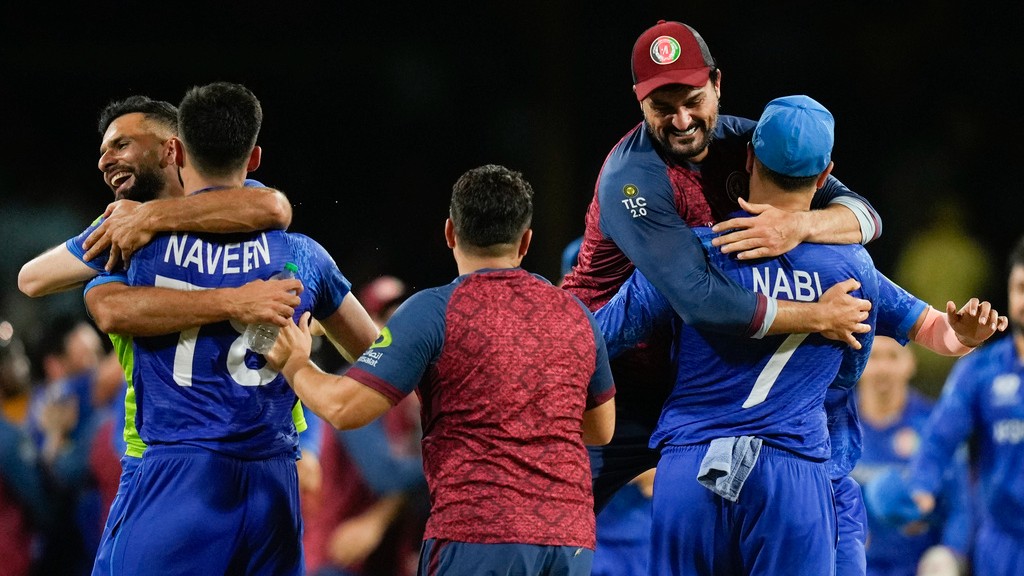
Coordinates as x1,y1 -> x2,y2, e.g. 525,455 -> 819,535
178,82 -> 262,177
97,95 -> 178,136
449,164 -> 533,254
754,157 -> 819,192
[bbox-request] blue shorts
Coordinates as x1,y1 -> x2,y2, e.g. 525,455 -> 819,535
418,539 -> 593,576
973,520 -> 1024,576
107,445 -> 303,576
651,444 -> 837,576
92,455 -> 141,576
833,475 -> 868,576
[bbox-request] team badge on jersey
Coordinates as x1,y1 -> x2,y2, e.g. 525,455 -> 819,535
622,184 -> 639,197
650,36 -> 681,65
892,426 -> 920,458
991,373 -> 1021,406
370,327 -> 393,349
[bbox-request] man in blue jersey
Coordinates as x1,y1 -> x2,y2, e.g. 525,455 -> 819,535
266,164 -> 616,576
597,95 -> 1007,574
93,82 -> 379,576
16,95 -> 313,576
560,19 -> 880,515
597,94 -> 873,574
852,336 -> 971,576
894,236 -> 1024,576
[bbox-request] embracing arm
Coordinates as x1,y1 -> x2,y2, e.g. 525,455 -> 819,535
712,175 -> 881,259
85,277 -> 301,336
84,187 -> 292,270
18,244 -> 97,297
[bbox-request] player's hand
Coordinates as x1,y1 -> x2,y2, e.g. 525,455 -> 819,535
266,311 -> 314,376
326,505 -> 392,568
82,200 -> 152,271
710,198 -> 808,260
863,469 -> 924,526
817,278 -> 871,349
231,279 -> 303,327
946,298 -> 1008,348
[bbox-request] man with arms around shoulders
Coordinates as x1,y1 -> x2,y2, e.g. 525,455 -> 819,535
92,82 -> 378,575
560,19 -> 880,514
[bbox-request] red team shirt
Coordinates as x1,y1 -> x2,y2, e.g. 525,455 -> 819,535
348,268 -> 615,548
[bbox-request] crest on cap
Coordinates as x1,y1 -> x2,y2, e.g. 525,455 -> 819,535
650,36 -> 682,65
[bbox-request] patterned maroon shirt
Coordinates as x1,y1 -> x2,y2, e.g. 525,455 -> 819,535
347,268 -> 615,548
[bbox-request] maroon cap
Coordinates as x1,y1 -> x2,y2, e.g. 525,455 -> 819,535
631,20 -> 715,101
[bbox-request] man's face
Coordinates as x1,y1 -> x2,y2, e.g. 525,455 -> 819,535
97,112 -> 175,202
641,77 -> 721,164
1008,265 -> 1024,335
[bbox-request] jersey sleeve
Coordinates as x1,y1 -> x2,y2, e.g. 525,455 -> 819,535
346,289 -> 447,405
597,155 -> 769,337
288,234 -> 351,320
64,216 -> 111,273
593,269 -> 674,359
808,174 -> 882,244
936,444 -> 972,555
908,357 -> 979,495
577,300 -> 615,409
873,271 -> 928,345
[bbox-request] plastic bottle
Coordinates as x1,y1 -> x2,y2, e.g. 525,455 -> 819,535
243,262 -> 299,354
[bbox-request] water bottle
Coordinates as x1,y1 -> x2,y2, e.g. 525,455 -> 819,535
243,262 -> 299,354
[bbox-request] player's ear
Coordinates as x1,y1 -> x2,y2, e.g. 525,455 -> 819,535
171,137 -> 186,168
246,146 -> 261,172
518,228 -> 532,258
814,161 -> 835,189
444,218 -> 456,249
745,143 -> 754,174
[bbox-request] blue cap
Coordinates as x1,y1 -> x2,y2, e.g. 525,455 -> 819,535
752,95 -> 834,178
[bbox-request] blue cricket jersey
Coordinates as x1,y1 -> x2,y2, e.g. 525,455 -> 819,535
852,391 -> 971,569
597,223 -> 879,460
125,223 -> 350,459
909,335 -> 1024,538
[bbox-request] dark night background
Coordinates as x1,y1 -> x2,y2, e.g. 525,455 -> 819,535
2,2 -> 1021,348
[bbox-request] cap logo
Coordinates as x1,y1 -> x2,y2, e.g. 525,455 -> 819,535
622,184 -> 639,197
649,36 -> 681,65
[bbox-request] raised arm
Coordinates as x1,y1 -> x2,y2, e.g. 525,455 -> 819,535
18,244 -> 97,297
84,277 -> 302,336
83,186 -> 292,270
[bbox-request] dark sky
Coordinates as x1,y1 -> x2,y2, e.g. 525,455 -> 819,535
2,2 -> 1021,329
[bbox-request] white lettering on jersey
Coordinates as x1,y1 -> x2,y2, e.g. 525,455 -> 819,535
620,197 -> 648,219
993,419 -> 1024,444
751,267 -> 823,301
163,232 -> 271,275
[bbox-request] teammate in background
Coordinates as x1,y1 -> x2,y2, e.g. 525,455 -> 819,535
0,322 -> 52,576
88,82 -> 379,575
898,236 -> 1024,576
599,95 -> 877,574
852,337 -> 970,576
560,19 -> 879,513
26,315 -> 124,575
267,164 -> 616,576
